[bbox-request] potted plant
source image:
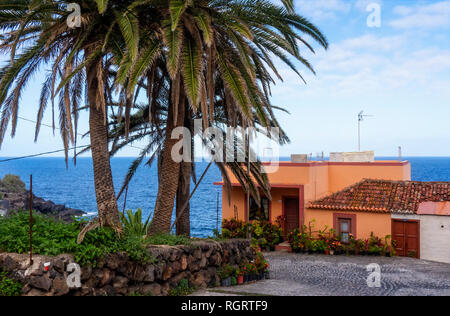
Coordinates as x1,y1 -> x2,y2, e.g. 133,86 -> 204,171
236,269 -> 244,285
247,262 -> 257,281
218,264 -> 233,286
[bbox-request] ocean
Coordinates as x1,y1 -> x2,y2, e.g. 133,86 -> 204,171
0,157 -> 449,237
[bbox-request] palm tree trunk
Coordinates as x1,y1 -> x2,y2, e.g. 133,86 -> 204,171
86,56 -> 121,231
176,160 -> 191,236
148,91 -> 186,235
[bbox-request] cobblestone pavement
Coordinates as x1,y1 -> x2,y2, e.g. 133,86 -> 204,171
193,253 -> 450,296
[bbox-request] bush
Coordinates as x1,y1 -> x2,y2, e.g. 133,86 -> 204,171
144,233 -> 191,246
1,174 -> 25,193
219,219 -> 284,250
250,221 -> 283,250
0,211 -> 153,267
120,208 -> 151,237
287,222 -> 395,257
0,271 -> 22,296
169,279 -> 196,296
221,219 -> 247,239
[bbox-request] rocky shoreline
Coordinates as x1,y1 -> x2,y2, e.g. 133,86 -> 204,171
0,177 -> 85,222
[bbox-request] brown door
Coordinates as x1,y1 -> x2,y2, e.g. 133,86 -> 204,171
284,197 -> 299,234
392,220 -> 420,258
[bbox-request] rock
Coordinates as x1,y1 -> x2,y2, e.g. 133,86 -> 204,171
21,284 -> 32,295
169,272 -> 189,287
160,282 -> 170,296
24,259 -> 45,277
141,283 -> 161,296
163,266 -> 172,281
180,255 -> 188,270
106,253 -> 128,270
3,255 -> 19,272
209,253 -> 222,266
81,266 -> 92,281
73,286 -> 92,296
96,285 -> 115,297
0,179 -> 85,222
26,288 -> 47,296
113,276 -> 128,295
200,254 -> 208,268
53,277 -> 70,296
193,248 -> 202,260
29,275 -> 52,291
143,265 -> 155,282
52,258 -> 65,274
190,272 -> 206,288
97,269 -> 114,287
171,261 -> 182,274
154,262 -> 165,279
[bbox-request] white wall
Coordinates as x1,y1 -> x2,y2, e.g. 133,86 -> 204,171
420,215 -> 450,264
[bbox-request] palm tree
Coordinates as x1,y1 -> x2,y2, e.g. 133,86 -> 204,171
112,0 -> 328,234
0,0 -> 148,236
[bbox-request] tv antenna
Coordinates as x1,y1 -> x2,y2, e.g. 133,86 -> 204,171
358,111 -> 374,152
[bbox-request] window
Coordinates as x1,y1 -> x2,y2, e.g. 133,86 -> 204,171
338,218 -> 352,243
249,196 -> 270,221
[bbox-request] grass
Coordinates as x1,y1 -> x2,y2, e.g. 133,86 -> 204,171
0,211 -> 160,267
169,279 -> 196,296
0,270 -> 22,296
144,233 -> 192,246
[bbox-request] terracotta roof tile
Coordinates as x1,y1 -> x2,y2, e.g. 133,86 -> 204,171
307,179 -> 450,214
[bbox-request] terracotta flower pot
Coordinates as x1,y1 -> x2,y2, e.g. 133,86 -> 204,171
237,275 -> 244,285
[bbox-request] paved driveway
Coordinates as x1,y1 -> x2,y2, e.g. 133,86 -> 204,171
194,253 -> 450,296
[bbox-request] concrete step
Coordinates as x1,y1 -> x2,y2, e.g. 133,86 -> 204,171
275,241 -> 292,253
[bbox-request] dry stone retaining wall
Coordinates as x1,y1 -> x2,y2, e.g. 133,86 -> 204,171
0,239 -> 254,296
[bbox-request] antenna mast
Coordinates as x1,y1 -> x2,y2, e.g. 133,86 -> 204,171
358,111 -> 374,152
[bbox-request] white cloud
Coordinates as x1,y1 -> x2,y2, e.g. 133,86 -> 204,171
354,0 -> 383,12
390,1 -> 450,29
271,32 -> 450,100
294,0 -> 352,21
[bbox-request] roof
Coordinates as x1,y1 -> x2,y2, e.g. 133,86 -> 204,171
307,179 -> 450,214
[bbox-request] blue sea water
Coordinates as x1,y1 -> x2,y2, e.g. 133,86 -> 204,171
0,157 -> 449,237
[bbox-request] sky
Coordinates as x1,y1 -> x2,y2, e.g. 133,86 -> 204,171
0,0 -> 449,159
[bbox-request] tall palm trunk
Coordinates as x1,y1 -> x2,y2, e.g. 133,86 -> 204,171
176,160 -> 191,236
176,105 -> 193,236
86,55 -> 121,231
148,91 -> 186,235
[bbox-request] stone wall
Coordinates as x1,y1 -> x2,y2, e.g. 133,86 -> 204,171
0,239 -> 254,296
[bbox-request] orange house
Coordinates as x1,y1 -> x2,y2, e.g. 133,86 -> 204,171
215,155 -> 411,237
215,155 -> 450,263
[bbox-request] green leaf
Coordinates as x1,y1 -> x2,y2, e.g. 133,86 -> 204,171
216,50 -> 251,118
115,9 -> 139,60
194,12 -> 212,46
128,41 -> 161,94
182,36 -> 202,107
162,23 -> 183,79
95,0 -> 109,14
170,0 -> 186,31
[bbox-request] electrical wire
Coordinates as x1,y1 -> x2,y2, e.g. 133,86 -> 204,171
0,116 -> 145,163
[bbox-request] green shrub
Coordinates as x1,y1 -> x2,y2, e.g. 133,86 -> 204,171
120,208 -> 151,237
169,279 -> 196,296
221,219 -> 247,239
0,271 -> 22,296
1,175 -> 26,193
144,233 -> 191,246
0,212 -> 153,267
